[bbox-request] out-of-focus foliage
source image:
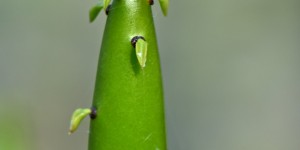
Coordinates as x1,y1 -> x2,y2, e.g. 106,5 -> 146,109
0,104 -> 33,150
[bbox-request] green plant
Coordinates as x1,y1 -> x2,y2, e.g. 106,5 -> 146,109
69,0 -> 168,149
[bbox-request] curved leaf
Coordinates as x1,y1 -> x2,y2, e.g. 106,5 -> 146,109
136,39 -> 148,68
159,0 -> 169,16
89,3 -> 103,23
68,108 -> 91,134
103,0 -> 111,10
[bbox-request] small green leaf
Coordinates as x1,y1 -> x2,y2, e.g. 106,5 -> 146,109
68,108 -> 91,134
103,0 -> 111,10
89,3 -> 103,23
159,0 -> 169,16
136,39 -> 148,68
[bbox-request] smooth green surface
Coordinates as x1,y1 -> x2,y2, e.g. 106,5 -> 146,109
88,0 -> 166,150
136,39 -> 148,68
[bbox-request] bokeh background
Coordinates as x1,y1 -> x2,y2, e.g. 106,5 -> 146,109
1,0 -> 300,150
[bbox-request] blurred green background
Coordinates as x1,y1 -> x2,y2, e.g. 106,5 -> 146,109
1,0 -> 300,150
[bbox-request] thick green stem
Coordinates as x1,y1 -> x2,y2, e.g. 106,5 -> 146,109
88,0 -> 166,149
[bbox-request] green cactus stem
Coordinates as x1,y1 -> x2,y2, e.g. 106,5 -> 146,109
69,0 -> 168,149
88,0 -> 167,149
